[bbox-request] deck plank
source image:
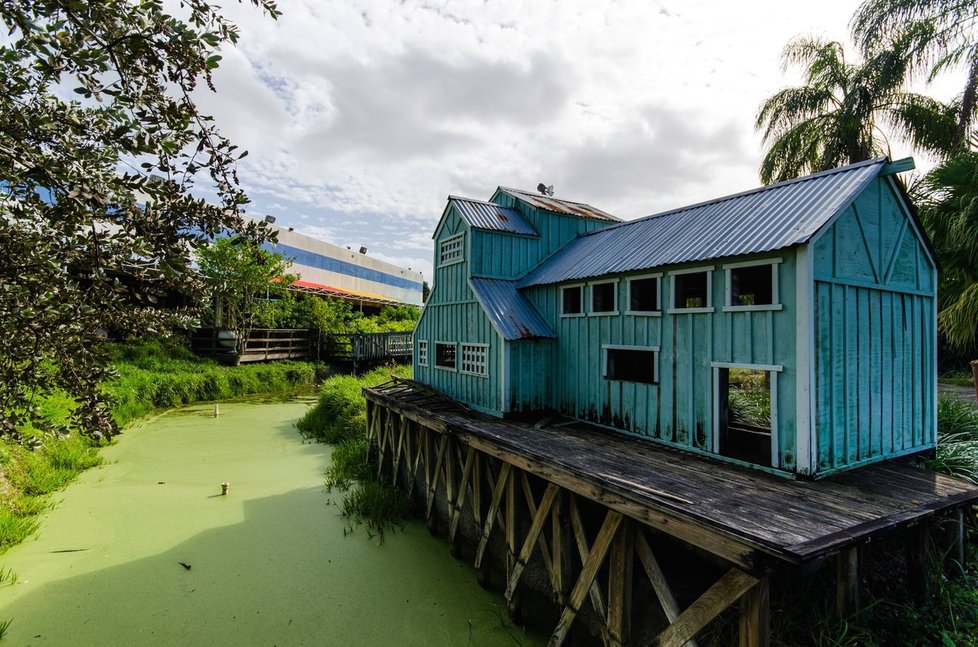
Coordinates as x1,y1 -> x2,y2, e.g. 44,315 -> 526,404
365,385 -> 978,565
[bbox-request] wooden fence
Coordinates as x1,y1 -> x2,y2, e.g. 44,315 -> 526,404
323,331 -> 413,372
191,328 -> 316,364
191,328 -> 412,369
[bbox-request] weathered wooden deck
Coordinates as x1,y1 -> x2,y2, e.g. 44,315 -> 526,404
364,379 -> 978,646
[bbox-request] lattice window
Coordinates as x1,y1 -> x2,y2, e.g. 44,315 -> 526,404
439,234 -> 464,266
417,340 -> 428,366
460,344 -> 488,376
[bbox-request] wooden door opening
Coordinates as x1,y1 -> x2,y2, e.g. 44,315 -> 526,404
716,367 -> 775,468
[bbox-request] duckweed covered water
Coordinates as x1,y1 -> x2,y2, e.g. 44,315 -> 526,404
0,400 -> 543,646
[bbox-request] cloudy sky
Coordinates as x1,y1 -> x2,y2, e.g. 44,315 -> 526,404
195,0 -> 961,280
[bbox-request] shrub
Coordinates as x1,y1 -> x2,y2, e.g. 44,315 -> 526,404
928,393 -> 978,484
299,365 -> 412,535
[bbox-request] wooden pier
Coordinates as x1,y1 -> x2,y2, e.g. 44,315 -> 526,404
364,378 -> 978,646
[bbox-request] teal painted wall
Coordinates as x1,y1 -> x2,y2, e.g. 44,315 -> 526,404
523,252 -> 799,471
414,210 -> 502,415
469,202 -> 611,280
810,176 -> 938,473
507,340 -> 554,413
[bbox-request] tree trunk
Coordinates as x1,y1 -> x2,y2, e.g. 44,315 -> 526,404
954,57 -> 978,150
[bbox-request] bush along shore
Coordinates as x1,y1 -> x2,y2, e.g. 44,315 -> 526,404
297,365 -> 412,537
0,336 -> 317,553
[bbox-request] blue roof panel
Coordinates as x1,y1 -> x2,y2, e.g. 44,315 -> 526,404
450,197 -> 538,236
520,158 -> 886,287
469,278 -> 555,340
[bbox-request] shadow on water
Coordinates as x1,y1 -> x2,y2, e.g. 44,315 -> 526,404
0,399 -> 539,647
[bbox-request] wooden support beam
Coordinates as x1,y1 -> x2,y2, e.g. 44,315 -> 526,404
506,465 -> 521,623
505,482 -> 559,600
376,409 -> 389,479
406,425 -> 425,501
635,528 -> 687,629
445,436 -> 456,540
552,490 -> 572,607
836,546 -> 860,619
738,577 -> 770,647
607,517 -> 634,647
425,434 -> 449,524
473,454 -> 491,588
391,415 -> 406,483
520,472 -> 555,585
475,462 -> 512,569
569,494 -> 607,620
550,510 -> 623,647
654,568 -> 759,647
907,520 -> 932,601
449,445 -> 477,552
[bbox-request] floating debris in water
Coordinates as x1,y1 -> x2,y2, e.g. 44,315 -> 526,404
179,562 -> 192,571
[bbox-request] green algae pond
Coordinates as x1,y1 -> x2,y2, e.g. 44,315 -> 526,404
0,398 -> 544,646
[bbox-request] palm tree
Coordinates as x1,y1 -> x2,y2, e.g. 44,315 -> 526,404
852,0 -> 978,150
919,142 -> 978,349
756,37 -> 953,184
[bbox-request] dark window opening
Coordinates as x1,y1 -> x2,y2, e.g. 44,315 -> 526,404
629,277 -> 659,312
592,282 -> 616,313
561,286 -> 583,315
605,348 -> 657,384
717,368 -> 772,467
674,272 -> 709,308
435,343 -> 456,369
730,265 -> 774,306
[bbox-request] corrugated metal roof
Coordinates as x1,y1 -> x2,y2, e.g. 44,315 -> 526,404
469,278 -> 555,340
499,187 -> 621,222
520,158 -> 886,287
450,197 -> 538,236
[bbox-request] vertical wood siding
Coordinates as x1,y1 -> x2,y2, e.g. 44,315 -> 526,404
810,177 -> 937,473
414,211 -> 501,414
524,252 -> 798,471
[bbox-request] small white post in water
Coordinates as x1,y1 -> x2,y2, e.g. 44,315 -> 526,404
221,481 -> 229,495
214,404 -> 220,417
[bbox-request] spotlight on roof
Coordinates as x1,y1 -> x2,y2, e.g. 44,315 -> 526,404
536,183 -> 554,197
359,246 -> 367,255
264,215 -> 276,224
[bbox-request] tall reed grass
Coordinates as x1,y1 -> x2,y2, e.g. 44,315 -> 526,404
297,365 -> 411,535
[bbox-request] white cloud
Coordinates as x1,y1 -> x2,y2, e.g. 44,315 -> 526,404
187,0 -> 966,282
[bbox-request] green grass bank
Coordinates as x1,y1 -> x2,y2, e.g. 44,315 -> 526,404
0,337 -> 316,552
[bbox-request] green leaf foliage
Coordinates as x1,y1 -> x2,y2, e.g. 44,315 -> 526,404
0,0 -> 279,440
756,37 -> 952,183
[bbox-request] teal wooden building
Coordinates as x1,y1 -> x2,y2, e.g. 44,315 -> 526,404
413,158 -> 937,478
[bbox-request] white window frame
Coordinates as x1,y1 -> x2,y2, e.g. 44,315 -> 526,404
723,258 -> 784,312
417,340 -> 428,367
460,343 -> 490,377
438,233 -> 465,267
589,279 -> 619,316
667,267 -> 714,314
710,362 -> 783,468
625,273 -> 662,316
560,283 -> 586,318
434,341 -> 458,372
602,344 -> 660,384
